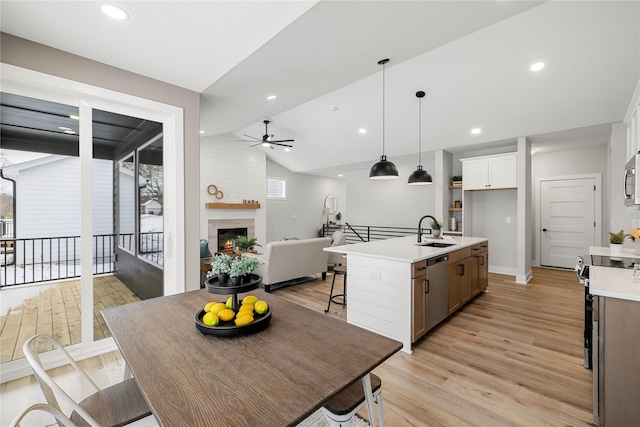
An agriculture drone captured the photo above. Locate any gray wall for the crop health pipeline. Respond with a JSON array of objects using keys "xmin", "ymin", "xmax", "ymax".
[
  {"xmin": 344, "ymin": 160, "xmax": 437, "ymax": 228},
  {"xmin": 1, "ymin": 33, "xmax": 201, "ymax": 289},
  {"xmin": 266, "ymin": 160, "xmax": 346, "ymax": 242}
]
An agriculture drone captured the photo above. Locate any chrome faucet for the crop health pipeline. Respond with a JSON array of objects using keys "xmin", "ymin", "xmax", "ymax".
[{"xmin": 417, "ymin": 215, "xmax": 440, "ymax": 243}]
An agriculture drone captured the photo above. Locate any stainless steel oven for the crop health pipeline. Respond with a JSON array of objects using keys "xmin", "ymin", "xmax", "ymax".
[{"xmin": 624, "ymin": 152, "xmax": 640, "ymax": 206}]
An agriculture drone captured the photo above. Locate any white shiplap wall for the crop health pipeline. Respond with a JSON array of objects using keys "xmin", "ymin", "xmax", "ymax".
[{"xmin": 199, "ymin": 138, "xmax": 267, "ymax": 248}]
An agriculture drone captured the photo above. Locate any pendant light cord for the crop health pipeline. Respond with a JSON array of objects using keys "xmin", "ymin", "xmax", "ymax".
[
  {"xmin": 418, "ymin": 96, "xmax": 422, "ymax": 166},
  {"xmin": 382, "ymin": 61, "xmax": 386, "ymax": 156}
]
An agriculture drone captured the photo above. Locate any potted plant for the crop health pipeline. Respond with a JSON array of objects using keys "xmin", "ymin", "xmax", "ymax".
[
  {"xmin": 609, "ymin": 229, "xmax": 626, "ymax": 256},
  {"xmin": 335, "ymin": 212, "xmax": 342, "ymax": 224},
  {"xmin": 430, "ymin": 220, "xmax": 443, "ymax": 238},
  {"xmin": 233, "ymin": 235, "xmax": 260, "ymax": 253},
  {"xmin": 451, "ymin": 175, "xmax": 463, "ymax": 186},
  {"xmin": 208, "ymin": 253, "xmax": 231, "ymax": 284},
  {"xmin": 229, "ymin": 256, "xmax": 244, "ymax": 286},
  {"xmin": 239, "ymin": 255, "xmax": 264, "ymax": 283}
]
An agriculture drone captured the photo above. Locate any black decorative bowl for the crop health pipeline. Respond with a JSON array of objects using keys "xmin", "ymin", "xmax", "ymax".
[
  {"xmin": 194, "ymin": 306, "xmax": 272, "ymax": 337},
  {"xmin": 204, "ymin": 274, "xmax": 261, "ymax": 295}
]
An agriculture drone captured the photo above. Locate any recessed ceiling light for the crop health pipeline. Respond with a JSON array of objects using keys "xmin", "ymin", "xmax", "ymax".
[
  {"xmin": 471, "ymin": 128, "xmax": 482, "ymax": 134},
  {"xmin": 63, "ymin": 130, "xmax": 76, "ymax": 135},
  {"xmin": 199, "ymin": 130, "xmax": 205, "ymax": 134},
  {"xmin": 58, "ymin": 126, "xmax": 72, "ymax": 131},
  {"xmin": 338, "ymin": 174, "xmax": 343, "ymax": 177},
  {"xmin": 267, "ymin": 95, "xmax": 277, "ymax": 100},
  {"xmin": 530, "ymin": 62, "xmax": 545, "ymax": 72},
  {"xmin": 329, "ymin": 105, "xmax": 338, "ymax": 111},
  {"xmin": 101, "ymin": 4, "xmax": 129, "ymax": 20},
  {"xmin": 69, "ymin": 115, "xmax": 79, "ymax": 120},
  {"xmin": 359, "ymin": 128, "xmax": 366, "ymax": 134},
  {"xmin": 284, "ymin": 147, "xmax": 291, "ymax": 152}
]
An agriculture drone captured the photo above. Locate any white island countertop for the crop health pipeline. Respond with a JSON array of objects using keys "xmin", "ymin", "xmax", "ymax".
[
  {"xmin": 589, "ymin": 246, "xmax": 640, "ymax": 303},
  {"xmin": 325, "ymin": 235, "xmax": 488, "ymax": 263}
]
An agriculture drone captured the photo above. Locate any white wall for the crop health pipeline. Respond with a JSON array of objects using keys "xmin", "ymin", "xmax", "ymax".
[
  {"xmin": 199, "ymin": 137, "xmax": 267, "ymax": 247},
  {"xmin": 531, "ymin": 144, "xmax": 609, "ymax": 263},
  {"xmin": 344, "ymin": 160, "xmax": 437, "ymax": 227},
  {"xmin": 266, "ymin": 160, "xmax": 346, "ymax": 242}
]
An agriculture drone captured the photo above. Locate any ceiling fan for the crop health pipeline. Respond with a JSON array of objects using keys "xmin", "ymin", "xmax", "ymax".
[{"xmin": 236, "ymin": 120, "xmax": 294, "ymax": 149}]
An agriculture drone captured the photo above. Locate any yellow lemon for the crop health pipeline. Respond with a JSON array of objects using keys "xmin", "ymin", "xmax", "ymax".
[
  {"xmin": 226, "ymin": 296, "xmax": 233, "ymax": 309},
  {"xmin": 202, "ymin": 312, "xmax": 219, "ymax": 327},
  {"xmin": 210, "ymin": 303, "xmax": 227, "ymax": 314},
  {"xmin": 204, "ymin": 302, "xmax": 217, "ymax": 312},
  {"xmin": 239, "ymin": 303, "xmax": 254, "ymax": 313},
  {"xmin": 254, "ymin": 300, "xmax": 268, "ymax": 315},
  {"xmin": 234, "ymin": 313, "xmax": 254, "ymax": 326},
  {"xmin": 218, "ymin": 308, "xmax": 235, "ymax": 322},
  {"xmin": 242, "ymin": 295, "xmax": 258, "ymax": 305}
]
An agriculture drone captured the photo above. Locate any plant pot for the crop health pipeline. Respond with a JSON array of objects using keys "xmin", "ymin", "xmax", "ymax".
[
  {"xmin": 217, "ymin": 272, "xmax": 229, "ymax": 284},
  {"xmin": 609, "ymin": 243, "xmax": 623, "ymax": 256},
  {"xmin": 230, "ymin": 276, "xmax": 242, "ymax": 286},
  {"xmin": 433, "ymin": 229, "xmax": 441, "ymax": 238},
  {"xmin": 242, "ymin": 274, "xmax": 252, "ymax": 284}
]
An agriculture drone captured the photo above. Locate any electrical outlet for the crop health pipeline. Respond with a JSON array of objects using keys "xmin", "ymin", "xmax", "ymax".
[
  {"xmin": 370, "ymin": 271, "xmax": 382, "ymax": 280},
  {"xmin": 506, "ymin": 217, "xmax": 511, "ymax": 224}
]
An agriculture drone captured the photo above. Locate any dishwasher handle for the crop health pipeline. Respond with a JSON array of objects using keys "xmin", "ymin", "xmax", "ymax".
[{"xmin": 427, "ymin": 254, "xmax": 449, "ymax": 266}]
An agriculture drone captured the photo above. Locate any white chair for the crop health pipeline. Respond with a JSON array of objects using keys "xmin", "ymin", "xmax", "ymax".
[
  {"xmin": 23, "ymin": 334, "xmax": 156, "ymax": 427},
  {"xmin": 321, "ymin": 373, "xmax": 385, "ymax": 427},
  {"xmin": 328, "ymin": 230, "xmax": 347, "ymax": 267},
  {"xmin": 11, "ymin": 403, "xmax": 76, "ymax": 427}
]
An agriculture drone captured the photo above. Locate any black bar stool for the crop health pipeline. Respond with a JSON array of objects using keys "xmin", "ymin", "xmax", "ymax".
[{"xmin": 325, "ymin": 265, "xmax": 347, "ymax": 313}]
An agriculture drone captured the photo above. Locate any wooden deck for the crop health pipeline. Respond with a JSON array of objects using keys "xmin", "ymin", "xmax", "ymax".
[{"xmin": 0, "ymin": 276, "xmax": 140, "ymax": 363}]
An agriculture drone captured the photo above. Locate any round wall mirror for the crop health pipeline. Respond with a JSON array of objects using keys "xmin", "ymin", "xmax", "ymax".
[{"xmin": 324, "ymin": 195, "xmax": 338, "ymax": 214}]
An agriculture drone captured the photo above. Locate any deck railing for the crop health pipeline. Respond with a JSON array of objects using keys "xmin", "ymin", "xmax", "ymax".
[{"xmin": 1, "ymin": 232, "xmax": 163, "ymax": 287}]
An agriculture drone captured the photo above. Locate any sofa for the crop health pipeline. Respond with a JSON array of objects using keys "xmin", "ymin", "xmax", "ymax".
[{"xmin": 247, "ymin": 237, "xmax": 331, "ymax": 292}]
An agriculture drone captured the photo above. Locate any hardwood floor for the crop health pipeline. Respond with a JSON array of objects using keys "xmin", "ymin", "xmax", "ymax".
[{"xmin": 0, "ymin": 267, "xmax": 594, "ymax": 426}]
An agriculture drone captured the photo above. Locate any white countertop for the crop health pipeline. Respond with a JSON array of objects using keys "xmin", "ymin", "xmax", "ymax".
[
  {"xmin": 589, "ymin": 245, "xmax": 639, "ymax": 258},
  {"xmin": 324, "ymin": 235, "xmax": 488, "ymax": 263},
  {"xmin": 589, "ymin": 246, "xmax": 640, "ymax": 302}
]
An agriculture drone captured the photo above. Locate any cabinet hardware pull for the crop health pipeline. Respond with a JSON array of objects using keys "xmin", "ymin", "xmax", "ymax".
[
  {"xmin": 425, "ymin": 279, "xmax": 429, "ymax": 294},
  {"xmin": 417, "ymin": 266, "xmax": 426, "ymax": 271},
  {"xmin": 458, "ymin": 265, "xmax": 464, "ymax": 276}
]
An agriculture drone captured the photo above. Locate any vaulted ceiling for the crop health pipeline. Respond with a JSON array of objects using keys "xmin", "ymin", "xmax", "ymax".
[{"xmin": 1, "ymin": 1, "xmax": 638, "ymax": 176}]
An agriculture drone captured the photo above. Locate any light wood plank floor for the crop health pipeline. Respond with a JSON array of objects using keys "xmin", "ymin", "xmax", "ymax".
[
  {"xmin": 0, "ymin": 275, "xmax": 140, "ymax": 363},
  {"xmin": 1, "ymin": 267, "xmax": 594, "ymax": 426}
]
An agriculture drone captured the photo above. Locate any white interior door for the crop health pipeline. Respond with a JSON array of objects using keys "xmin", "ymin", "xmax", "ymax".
[{"xmin": 540, "ymin": 178, "xmax": 596, "ymax": 268}]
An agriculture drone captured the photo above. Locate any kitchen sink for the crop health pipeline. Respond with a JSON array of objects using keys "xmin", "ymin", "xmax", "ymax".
[{"xmin": 418, "ymin": 242, "xmax": 456, "ymax": 248}]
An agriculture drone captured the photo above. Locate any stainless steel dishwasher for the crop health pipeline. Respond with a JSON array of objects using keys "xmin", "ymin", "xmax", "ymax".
[{"xmin": 426, "ymin": 254, "xmax": 449, "ymax": 331}]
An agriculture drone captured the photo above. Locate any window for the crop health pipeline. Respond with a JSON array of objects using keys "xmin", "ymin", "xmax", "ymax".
[{"xmin": 267, "ymin": 178, "xmax": 286, "ymax": 199}]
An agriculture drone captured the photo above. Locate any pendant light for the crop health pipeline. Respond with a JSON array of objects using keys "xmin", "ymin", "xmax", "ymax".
[
  {"xmin": 408, "ymin": 90, "xmax": 433, "ymax": 185},
  {"xmin": 369, "ymin": 58, "xmax": 398, "ymax": 180}
]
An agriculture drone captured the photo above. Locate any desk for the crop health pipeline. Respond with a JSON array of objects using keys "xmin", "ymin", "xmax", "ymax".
[{"xmin": 102, "ymin": 289, "xmax": 401, "ymax": 427}]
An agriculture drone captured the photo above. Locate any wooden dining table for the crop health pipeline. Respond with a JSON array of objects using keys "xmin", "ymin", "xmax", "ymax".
[{"xmin": 101, "ymin": 288, "xmax": 402, "ymax": 427}]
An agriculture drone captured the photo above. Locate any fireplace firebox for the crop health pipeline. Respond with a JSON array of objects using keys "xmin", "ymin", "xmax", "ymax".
[{"xmin": 217, "ymin": 228, "xmax": 247, "ymax": 252}]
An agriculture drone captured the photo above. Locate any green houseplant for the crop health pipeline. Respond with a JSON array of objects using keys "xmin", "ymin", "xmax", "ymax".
[
  {"xmin": 451, "ymin": 175, "xmax": 463, "ymax": 185},
  {"xmin": 233, "ymin": 235, "xmax": 260, "ymax": 253},
  {"xmin": 208, "ymin": 253, "xmax": 232, "ymax": 284},
  {"xmin": 430, "ymin": 220, "xmax": 443, "ymax": 238},
  {"xmin": 335, "ymin": 212, "xmax": 342, "ymax": 224},
  {"xmin": 609, "ymin": 229, "xmax": 626, "ymax": 256}
]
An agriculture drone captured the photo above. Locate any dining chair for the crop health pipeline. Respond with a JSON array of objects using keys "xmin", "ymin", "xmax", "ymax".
[
  {"xmin": 11, "ymin": 403, "xmax": 76, "ymax": 427},
  {"xmin": 23, "ymin": 334, "xmax": 156, "ymax": 427},
  {"xmin": 320, "ymin": 373, "xmax": 385, "ymax": 427}
]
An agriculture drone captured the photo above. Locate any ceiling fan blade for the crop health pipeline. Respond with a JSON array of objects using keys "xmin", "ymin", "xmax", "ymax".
[
  {"xmin": 270, "ymin": 141, "xmax": 293, "ymax": 148},
  {"xmin": 270, "ymin": 139, "xmax": 294, "ymax": 143},
  {"xmin": 249, "ymin": 142, "xmax": 263, "ymax": 147},
  {"xmin": 243, "ymin": 134, "xmax": 262, "ymax": 141}
]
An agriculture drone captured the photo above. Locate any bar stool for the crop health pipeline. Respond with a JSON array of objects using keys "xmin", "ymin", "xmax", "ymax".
[
  {"xmin": 321, "ymin": 373, "xmax": 384, "ymax": 427},
  {"xmin": 325, "ymin": 265, "xmax": 347, "ymax": 313}
]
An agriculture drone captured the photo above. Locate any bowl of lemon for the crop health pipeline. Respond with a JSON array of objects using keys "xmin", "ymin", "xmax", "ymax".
[{"xmin": 195, "ymin": 295, "xmax": 271, "ymax": 336}]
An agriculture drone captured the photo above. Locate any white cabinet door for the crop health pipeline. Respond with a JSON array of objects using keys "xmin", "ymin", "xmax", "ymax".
[
  {"xmin": 462, "ymin": 158, "xmax": 488, "ymax": 190},
  {"xmin": 488, "ymin": 153, "xmax": 517, "ymax": 189}
]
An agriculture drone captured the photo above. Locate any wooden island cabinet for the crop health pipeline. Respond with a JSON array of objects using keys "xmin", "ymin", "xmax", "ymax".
[{"xmin": 411, "ymin": 259, "xmax": 428, "ymax": 342}]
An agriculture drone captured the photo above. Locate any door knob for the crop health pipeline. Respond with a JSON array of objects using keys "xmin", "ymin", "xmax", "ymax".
[{"xmin": 542, "ymin": 228, "xmax": 548, "ymax": 232}]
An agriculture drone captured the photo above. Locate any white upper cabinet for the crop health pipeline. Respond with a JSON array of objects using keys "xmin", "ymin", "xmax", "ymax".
[{"xmin": 461, "ymin": 153, "xmax": 517, "ymax": 190}]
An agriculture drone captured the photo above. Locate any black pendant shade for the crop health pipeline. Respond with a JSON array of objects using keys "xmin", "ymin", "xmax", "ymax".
[
  {"xmin": 408, "ymin": 90, "xmax": 433, "ymax": 185},
  {"xmin": 370, "ymin": 155, "xmax": 399, "ymax": 179},
  {"xmin": 370, "ymin": 58, "xmax": 398, "ymax": 180}
]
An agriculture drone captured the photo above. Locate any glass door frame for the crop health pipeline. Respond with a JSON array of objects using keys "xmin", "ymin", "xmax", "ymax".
[{"xmin": 0, "ymin": 63, "xmax": 185, "ymax": 383}]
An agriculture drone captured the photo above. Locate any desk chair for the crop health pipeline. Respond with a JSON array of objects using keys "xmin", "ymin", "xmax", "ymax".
[
  {"xmin": 321, "ymin": 373, "xmax": 385, "ymax": 427},
  {"xmin": 11, "ymin": 403, "xmax": 75, "ymax": 427},
  {"xmin": 23, "ymin": 334, "xmax": 156, "ymax": 427}
]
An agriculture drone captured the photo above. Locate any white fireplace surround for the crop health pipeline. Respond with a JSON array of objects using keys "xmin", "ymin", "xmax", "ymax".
[{"xmin": 208, "ymin": 219, "xmax": 256, "ymax": 254}]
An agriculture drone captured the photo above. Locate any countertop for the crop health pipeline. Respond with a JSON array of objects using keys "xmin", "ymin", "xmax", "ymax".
[
  {"xmin": 324, "ymin": 235, "xmax": 488, "ymax": 263},
  {"xmin": 589, "ymin": 246, "xmax": 640, "ymax": 303}
]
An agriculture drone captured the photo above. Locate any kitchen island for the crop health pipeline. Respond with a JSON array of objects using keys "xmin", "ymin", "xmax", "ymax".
[{"xmin": 325, "ymin": 235, "xmax": 489, "ymax": 353}]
